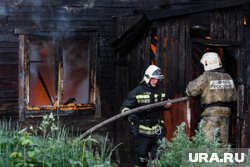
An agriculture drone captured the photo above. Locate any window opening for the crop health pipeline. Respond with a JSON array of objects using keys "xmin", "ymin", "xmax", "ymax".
[
  {"xmin": 21, "ymin": 36, "xmax": 96, "ymax": 114},
  {"xmin": 62, "ymin": 39, "xmax": 90, "ymax": 104}
]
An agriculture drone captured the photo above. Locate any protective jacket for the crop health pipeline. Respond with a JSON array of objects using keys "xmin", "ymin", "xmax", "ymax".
[
  {"xmin": 121, "ymin": 81, "xmax": 167, "ymax": 136},
  {"xmin": 186, "ymin": 68, "xmax": 237, "ymax": 116}
]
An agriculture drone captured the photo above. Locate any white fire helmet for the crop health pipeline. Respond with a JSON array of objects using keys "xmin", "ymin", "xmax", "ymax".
[
  {"xmin": 200, "ymin": 52, "xmax": 222, "ymax": 71},
  {"xmin": 143, "ymin": 65, "xmax": 164, "ymax": 84}
]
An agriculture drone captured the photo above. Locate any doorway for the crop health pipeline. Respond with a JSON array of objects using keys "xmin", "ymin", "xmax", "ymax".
[{"xmin": 191, "ymin": 42, "xmax": 239, "ymax": 147}]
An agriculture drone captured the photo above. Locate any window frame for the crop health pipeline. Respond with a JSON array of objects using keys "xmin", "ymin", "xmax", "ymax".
[{"xmin": 18, "ymin": 31, "xmax": 100, "ymax": 120}]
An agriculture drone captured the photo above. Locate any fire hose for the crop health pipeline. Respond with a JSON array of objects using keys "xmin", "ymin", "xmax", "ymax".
[{"xmin": 79, "ymin": 96, "xmax": 190, "ymax": 139}]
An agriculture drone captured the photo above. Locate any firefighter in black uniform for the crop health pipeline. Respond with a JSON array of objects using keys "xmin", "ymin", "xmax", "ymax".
[{"xmin": 121, "ymin": 65, "xmax": 172, "ymax": 167}]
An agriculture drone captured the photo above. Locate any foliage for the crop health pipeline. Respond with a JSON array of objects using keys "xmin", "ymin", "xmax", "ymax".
[
  {"xmin": 147, "ymin": 121, "xmax": 233, "ymax": 167},
  {"xmin": 0, "ymin": 113, "xmax": 120, "ymax": 167}
]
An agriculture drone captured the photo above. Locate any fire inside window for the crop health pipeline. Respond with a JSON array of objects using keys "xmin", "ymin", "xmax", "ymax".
[{"xmin": 24, "ymin": 36, "xmax": 95, "ymax": 112}]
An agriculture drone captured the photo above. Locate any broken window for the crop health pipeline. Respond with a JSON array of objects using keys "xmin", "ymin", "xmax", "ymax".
[{"xmin": 19, "ymin": 33, "xmax": 98, "ymax": 119}]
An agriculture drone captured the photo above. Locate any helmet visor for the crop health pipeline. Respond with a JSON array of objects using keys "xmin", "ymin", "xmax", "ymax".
[{"xmin": 151, "ymin": 69, "xmax": 164, "ymax": 80}]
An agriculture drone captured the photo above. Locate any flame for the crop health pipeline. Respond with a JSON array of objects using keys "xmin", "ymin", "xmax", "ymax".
[
  {"xmin": 244, "ymin": 17, "xmax": 247, "ymax": 26},
  {"xmin": 28, "ymin": 39, "xmax": 90, "ymax": 110},
  {"xmin": 205, "ymin": 36, "xmax": 211, "ymax": 40},
  {"xmin": 26, "ymin": 103, "xmax": 95, "ymax": 111}
]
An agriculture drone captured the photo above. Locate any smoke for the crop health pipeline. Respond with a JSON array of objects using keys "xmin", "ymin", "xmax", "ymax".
[
  {"xmin": 0, "ymin": 6, "xmax": 7, "ymax": 15},
  {"xmin": 119, "ymin": 0, "xmax": 138, "ymax": 2},
  {"xmin": 8, "ymin": 0, "xmax": 43, "ymax": 6},
  {"xmin": 29, "ymin": 40, "xmax": 56, "ymax": 83},
  {"xmin": 29, "ymin": 40, "xmax": 57, "ymax": 105},
  {"xmin": 63, "ymin": 0, "xmax": 95, "ymax": 14},
  {"xmin": 63, "ymin": 41, "xmax": 90, "ymax": 104}
]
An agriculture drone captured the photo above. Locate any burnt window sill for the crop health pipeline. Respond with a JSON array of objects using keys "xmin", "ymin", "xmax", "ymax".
[{"xmin": 25, "ymin": 103, "xmax": 95, "ymax": 118}]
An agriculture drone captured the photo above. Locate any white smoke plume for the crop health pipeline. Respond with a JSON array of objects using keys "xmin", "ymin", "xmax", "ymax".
[{"xmin": 63, "ymin": 0, "xmax": 95, "ymax": 14}]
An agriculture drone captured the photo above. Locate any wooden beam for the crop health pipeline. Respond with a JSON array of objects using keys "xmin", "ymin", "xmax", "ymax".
[
  {"xmin": 15, "ymin": 28, "xmax": 98, "ymax": 37},
  {"xmin": 116, "ymin": 0, "xmax": 249, "ymax": 53},
  {"xmin": 114, "ymin": 14, "xmax": 150, "ymax": 55},
  {"xmin": 18, "ymin": 35, "xmax": 25, "ymax": 121},
  {"xmin": 146, "ymin": 0, "xmax": 250, "ymax": 21},
  {"xmin": 191, "ymin": 38, "xmax": 243, "ymax": 46}
]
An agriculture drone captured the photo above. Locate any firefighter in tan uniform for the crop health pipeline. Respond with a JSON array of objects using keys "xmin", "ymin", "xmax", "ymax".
[
  {"xmin": 121, "ymin": 65, "xmax": 172, "ymax": 167},
  {"xmin": 186, "ymin": 52, "xmax": 237, "ymax": 145}
]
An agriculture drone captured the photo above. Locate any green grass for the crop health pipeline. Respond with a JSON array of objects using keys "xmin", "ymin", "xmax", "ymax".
[{"xmin": 0, "ymin": 114, "xmax": 119, "ymax": 167}]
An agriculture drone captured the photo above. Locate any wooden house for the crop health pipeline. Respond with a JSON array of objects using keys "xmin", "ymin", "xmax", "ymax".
[
  {"xmin": 115, "ymin": 0, "xmax": 250, "ymax": 165},
  {"xmin": 0, "ymin": 0, "xmax": 250, "ymax": 166}
]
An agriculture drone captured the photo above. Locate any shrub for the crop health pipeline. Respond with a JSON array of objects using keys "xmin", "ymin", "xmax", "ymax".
[{"xmin": 147, "ymin": 121, "xmax": 232, "ymax": 167}]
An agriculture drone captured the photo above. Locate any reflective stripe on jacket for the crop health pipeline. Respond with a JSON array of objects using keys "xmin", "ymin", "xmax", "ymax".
[
  {"xmin": 139, "ymin": 124, "xmax": 163, "ymax": 136},
  {"xmin": 121, "ymin": 82, "xmax": 168, "ymax": 128}
]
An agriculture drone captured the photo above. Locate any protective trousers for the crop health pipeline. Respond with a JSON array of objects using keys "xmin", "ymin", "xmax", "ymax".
[
  {"xmin": 201, "ymin": 106, "xmax": 231, "ymax": 145},
  {"xmin": 202, "ymin": 116, "xmax": 229, "ymax": 145},
  {"xmin": 134, "ymin": 132, "xmax": 164, "ymax": 167}
]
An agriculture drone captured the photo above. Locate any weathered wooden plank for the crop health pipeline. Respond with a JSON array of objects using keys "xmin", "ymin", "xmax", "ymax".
[
  {"xmin": 0, "ymin": 91, "xmax": 18, "ymax": 98},
  {"xmin": 0, "ymin": 47, "xmax": 18, "ymax": 53},
  {"xmin": 245, "ymin": 38, "xmax": 250, "ymax": 148},
  {"xmin": 116, "ymin": 15, "xmax": 142, "ymax": 39},
  {"xmin": 179, "ymin": 18, "xmax": 186, "ymax": 93},
  {"xmin": 131, "ymin": 45, "xmax": 138, "ymax": 86},
  {"xmin": 223, "ymin": 9, "xmax": 230, "ymax": 41},
  {"xmin": 165, "ymin": 25, "xmax": 171, "ymax": 89},
  {"xmin": 15, "ymin": 25, "xmax": 115, "ymax": 37},
  {"xmin": 0, "ymin": 34, "xmax": 18, "ymax": 42},
  {"xmin": 191, "ymin": 38, "xmax": 243, "ymax": 46},
  {"xmin": 8, "ymin": 17, "xmax": 116, "ymax": 26},
  {"xmin": 18, "ymin": 35, "xmax": 25, "ymax": 121},
  {"xmin": 0, "ymin": 0, "xmax": 71, "ymax": 6},
  {"xmin": 0, "ymin": 64, "xmax": 18, "ymax": 76},
  {"xmin": 165, "ymin": 21, "xmax": 174, "ymax": 98},
  {"xmin": 210, "ymin": 7, "xmax": 244, "ymax": 42},
  {"xmin": 0, "ymin": 103, "xmax": 18, "ymax": 111},
  {"xmin": 100, "ymin": 68, "xmax": 116, "ymax": 78},
  {"xmin": 91, "ymin": 1, "xmax": 139, "ymax": 8},
  {"xmin": 0, "ymin": 80, "xmax": 18, "ymax": 88},
  {"xmin": 0, "ymin": 27, "xmax": 15, "ymax": 34},
  {"xmin": 144, "ymin": 29, "xmax": 151, "ymax": 67},
  {"xmin": 185, "ymin": 18, "xmax": 192, "ymax": 86},
  {"xmin": 210, "ymin": 11, "xmax": 219, "ymax": 40},
  {"xmin": 0, "ymin": 58, "xmax": 18, "ymax": 65},
  {"xmin": 0, "ymin": 75, "xmax": 18, "ymax": 79},
  {"xmin": 1, "ymin": 5, "xmax": 135, "ymax": 17},
  {"xmin": 0, "ymin": 42, "xmax": 18, "ymax": 47},
  {"xmin": 146, "ymin": 0, "xmax": 250, "ymax": 21},
  {"xmin": 0, "ymin": 52, "xmax": 18, "ymax": 59},
  {"xmin": 139, "ymin": 29, "xmax": 150, "ymax": 80},
  {"xmin": 137, "ymin": 38, "xmax": 145, "ymax": 81},
  {"xmin": 0, "ymin": 99, "xmax": 18, "ymax": 105},
  {"xmin": 229, "ymin": 8, "xmax": 237, "ymax": 41},
  {"xmin": 236, "ymin": 7, "xmax": 244, "ymax": 42},
  {"xmin": 217, "ymin": 12, "xmax": 224, "ymax": 40},
  {"xmin": 172, "ymin": 20, "xmax": 180, "ymax": 95},
  {"xmin": 0, "ymin": 62, "xmax": 18, "ymax": 65},
  {"xmin": 156, "ymin": 27, "xmax": 164, "ymax": 71},
  {"xmin": 115, "ymin": 15, "xmax": 150, "ymax": 55},
  {"xmin": 8, "ymin": 13, "xmax": 116, "ymax": 22},
  {"xmin": 98, "ymin": 37, "xmax": 116, "ymax": 47},
  {"xmin": 8, "ymin": 22, "xmax": 116, "ymax": 33},
  {"xmin": 0, "ymin": 16, "xmax": 6, "ymax": 25},
  {"xmin": 0, "ymin": 0, "xmax": 141, "ymax": 8},
  {"xmin": 99, "ymin": 47, "xmax": 115, "ymax": 58}
]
